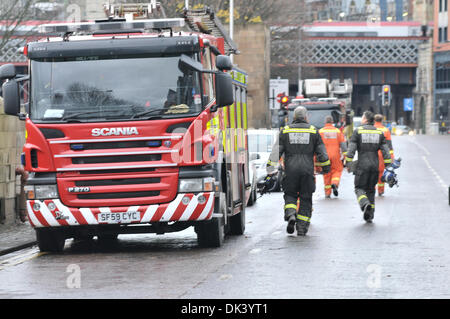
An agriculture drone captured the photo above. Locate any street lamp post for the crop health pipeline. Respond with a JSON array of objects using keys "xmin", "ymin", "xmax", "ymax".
[{"xmin": 230, "ymin": 0, "xmax": 234, "ymax": 63}]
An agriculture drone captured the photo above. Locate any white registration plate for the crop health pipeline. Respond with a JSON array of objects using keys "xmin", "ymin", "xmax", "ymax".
[{"xmin": 98, "ymin": 211, "xmax": 140, "ymax": 224}]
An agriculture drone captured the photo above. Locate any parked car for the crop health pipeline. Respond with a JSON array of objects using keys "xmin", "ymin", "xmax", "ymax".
[
  {"xmin": 352, "ymin": 116, "xmax": 363, "ymax": 129},
  {"xmin": 394, "ymin": 125, "xmax": 412, "ymax": 136},
  {"xmin": 248, "ymin": 129, "xmax": 281, "ymax": 198}
]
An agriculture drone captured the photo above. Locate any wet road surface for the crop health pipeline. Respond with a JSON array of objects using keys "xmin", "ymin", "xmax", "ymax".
[{"xmin": 0, "ymin": 135, "xmax": 449, "ymax": 298}]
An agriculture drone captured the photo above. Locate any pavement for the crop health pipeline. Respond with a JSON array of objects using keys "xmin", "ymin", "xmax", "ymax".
[{"xmin": 0, "ymin": 221, "xmax": 36, "ymax": 256}]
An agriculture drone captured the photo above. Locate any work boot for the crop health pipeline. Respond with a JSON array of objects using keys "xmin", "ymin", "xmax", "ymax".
[
  {"xmin": 296, "ymin": 223, "xmax": 308, "ymax": 236},
  {"xmin": 363, "ymin": 204, "xmax": 374, "ymax": 223},
  {"xmin": 332, "ymin": 184, "xmax": 339, "ymax": 197},
  {"xmin": 325, "ymin": 194, "xmax": 331, "ymax": 199},
  {"xmin": 284, "ymin": 208, "xmax": 296, "ymax": 222},
  {"xmin": 286, "ymin": 215, "xmax": 296, "ymax": 234}
]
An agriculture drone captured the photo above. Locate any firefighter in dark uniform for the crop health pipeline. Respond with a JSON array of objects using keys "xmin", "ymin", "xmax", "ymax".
[
  {"xmin": 345, "ymin": 111, "xmax": 392, "ymax": 222},
  {"xmin": 267, "ymin": 106, "xmax": 330, "ymax": 236}
]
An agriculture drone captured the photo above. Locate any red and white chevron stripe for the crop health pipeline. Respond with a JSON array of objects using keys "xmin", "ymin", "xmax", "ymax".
[{"xmin": 26, "ymin": 192, "xmax": 215, "ymax": 228}]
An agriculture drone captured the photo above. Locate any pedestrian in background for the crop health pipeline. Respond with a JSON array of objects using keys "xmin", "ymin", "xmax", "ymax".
[
  {"xmin": 267, "ymin": 106, "xmax": 330, "ymax": 235},
  {"xmin": 374, "ymin": 114, "xmax": 394, "ymax": 196},
  {"xmin": 319, "ymin": 116, "xmax": 347, "ymax": 198},
  {"xmin": 345, "ymin": 111, "xmax": 391, "ymax": 222}
]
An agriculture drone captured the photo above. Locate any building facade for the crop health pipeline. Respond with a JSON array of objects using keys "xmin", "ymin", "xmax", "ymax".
[{"xmin": 433, "ymin": 0, "xmax": 450, "ymax": 133}]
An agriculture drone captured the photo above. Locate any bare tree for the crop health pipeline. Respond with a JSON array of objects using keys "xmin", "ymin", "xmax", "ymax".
[{"xmin": 0, "ymin": 0, "xmax": 35, "ymax": 52}]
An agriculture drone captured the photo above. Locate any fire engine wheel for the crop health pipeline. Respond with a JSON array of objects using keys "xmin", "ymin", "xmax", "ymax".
[
  {"xmin": 97, "ymin": 234, "xmax": 119, "ymax": 246},
  {"xmin": 229, "ymin": 172, "xmax": 246, "ymax": 235},
  {"xmin": 35, "ymin": 228, "xmax": 66, "ymax": 253},
  {"xmin": 196, "ymin": 193, "xmax": 226, "ymax": 248}
]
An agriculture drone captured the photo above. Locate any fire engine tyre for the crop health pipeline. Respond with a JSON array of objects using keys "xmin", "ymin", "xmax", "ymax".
[
  {"xmin": 247, "ymin": 187, "xmax": 257, "ymax": 207},
  {"xmin": 35, "ymin": 228, "xmax": 66, "ymax": 253},
  {"xmin": 196, "ymin": 194, "xmax": 226, "ymax": 248},
  {"xmin": 229, "ymin": 173, "xmax": 246, "ymax": 235},
  {"xmin": 97, "ymin": 234, "xmax": 119, "ymax": 246}
]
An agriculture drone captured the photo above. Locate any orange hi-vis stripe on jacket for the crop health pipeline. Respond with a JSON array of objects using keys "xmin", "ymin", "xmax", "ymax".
[
  {"xmin": 374, "ymin": 122, "xmax": 394, "ymax": 194},
  {"xmin": 319, "ymin": 123, "xmax": 346, "ymax": 195}
]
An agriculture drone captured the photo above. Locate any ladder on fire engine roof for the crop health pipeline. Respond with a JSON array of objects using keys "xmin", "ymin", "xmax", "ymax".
[{"xmin": 184, "ymin": 7, "xmax": 240, "ymax": 56}]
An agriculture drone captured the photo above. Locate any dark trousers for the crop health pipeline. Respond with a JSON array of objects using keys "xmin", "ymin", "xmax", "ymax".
[
  {"xmin": 354, "ymin": 170, "xmax": 378, "ymax": 211},
  {"xmin": 282, "ymin": 172, "xmax": 315, "ymax": 228}
]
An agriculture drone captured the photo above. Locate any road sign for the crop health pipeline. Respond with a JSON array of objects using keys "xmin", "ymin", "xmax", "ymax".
[{"xmin": 403, "ymin": 98, "xmax": 414, "ymax": 112}]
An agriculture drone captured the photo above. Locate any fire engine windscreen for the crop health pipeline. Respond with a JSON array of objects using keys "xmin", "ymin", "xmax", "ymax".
[{"xmin": 30, "ymin": 55, "xmax": 203, "ymax": 122}]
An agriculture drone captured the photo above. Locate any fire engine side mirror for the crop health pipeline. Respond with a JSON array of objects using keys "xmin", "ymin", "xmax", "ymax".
[
  {"xmin": 2, "ymin": 80, "xmax": 21, "ymax": 116},
  {"xmin": 179, "ymin": 54, "xmax": 204, "ymax": 73},
  {"xmin": 216, "ymin": 55, "xmax": 232, "ymax": 71},
  {"xmin": 0, "ymin": 64, "xmax": 16, "ymax": 80},
  {"xmin": 215, "ymin": 72, "xmax": 233, "ymax": 107}
]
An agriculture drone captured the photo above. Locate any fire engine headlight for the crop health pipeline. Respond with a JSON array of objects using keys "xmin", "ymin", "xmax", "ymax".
[
  {"xmin": 26, "ymin": 185, "xmax": 59, "ymax": 200},
  {"xmin": 178, "ymin": 177, "xmax": 215, "ymax": 193}
]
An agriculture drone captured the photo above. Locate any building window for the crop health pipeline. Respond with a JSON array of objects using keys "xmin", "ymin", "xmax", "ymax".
[
  {"xmin": 439, "ymin": 28, "xmax": 443, "ymax": 42},
  {"xmin": 440, "ymin": 0, "xmax": 443, "ymax": 12}
]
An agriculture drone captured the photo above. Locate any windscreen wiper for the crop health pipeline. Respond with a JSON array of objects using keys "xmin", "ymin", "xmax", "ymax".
[
  {"xmin": 61, "ymin": 108, "xmax": 128, "ymax": 121},
  {"xmin": 131, "ymin": 108, "xmax": 165, "ymax": 119}
]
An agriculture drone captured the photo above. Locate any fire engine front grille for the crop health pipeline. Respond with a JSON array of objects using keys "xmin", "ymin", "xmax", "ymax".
[
  {"xmin": 77, "ymin": 191, "xmax": 160, "ymax": 200},
  {"xmin": 79, "ymin": 168, "xmax": 156, "ymax": 175},
  {"xmin": 70, "ymin": 140, "xmax": 162, "ymax": 150},
  {"xmin": 71, "ymin": 154, "xmax": 161, "ymax": 164},
  {"xmin": 75, "ymin": 177, "xmax": 160, "ymax": 187}
]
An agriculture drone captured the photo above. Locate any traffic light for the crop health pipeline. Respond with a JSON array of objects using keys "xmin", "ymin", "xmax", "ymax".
[
  {"xmin": 280, "ymin": 94, "xmax": 289, "ymax": 109},
  {"xmin": 381, "ymin": 85, "xmax": 391, "ymax": 106}
]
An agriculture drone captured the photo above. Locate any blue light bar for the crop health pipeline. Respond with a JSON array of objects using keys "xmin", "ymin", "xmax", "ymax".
[{"xmin": 38, "ymin": 18, "xmax": 185, "ymax": 34}]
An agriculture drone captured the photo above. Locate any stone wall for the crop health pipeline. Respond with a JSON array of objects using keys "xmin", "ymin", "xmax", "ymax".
[
  {"xmin": 233, "ymin": 24, "xmax": 271, "ymax": 129},
  {"xmin": 413, "ymin": 39, "xmax": 434, "ymax": 134},
  {"xmin": 0, "ymin": 97, "xmax": 26, "ymax": 225}
]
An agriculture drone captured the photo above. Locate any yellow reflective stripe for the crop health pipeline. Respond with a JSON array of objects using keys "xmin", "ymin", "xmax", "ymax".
[
  {"xmin": 267, "ymin": 160, "xmax": 278, "ymax": 167},
  {"xmin": 324, "ymin": 185, "xmax": 332, "ymax": 189},
  {"xmin": 358, "ymin": 129, "xmax": 382, "ymax": 134},
  {"xmin": 243, "ymin": 102, "xmax": 248, "ymax": 130},
  {"xmin": 229, "ymin": 104, "xmax": 235, "ymax": 129},
  {"xmin": 283, "ymin": 128, "xmax": 316, "ymax": 134},
  {"xmin": 331, "ymin": 177, "xmax": 340, "ymax": 181},
  {"xmin": 377, "ymin": 183, "xmax": 385, "ymax": 187},
  {"xmin": 358, "ymin": 195, "xmax": 368, "ymax": 202},
  {"xmin": 316, "ymin": 160, "xmax": 330, "ymax": 166},
  {"xmin": 384, "ymin": 159, "xmax": 392, "ymax": 164},
  {"xmin": 285, "ymin": 204, "xmax": 298, "ymax": 210},
  {"xmin": 345, "ymin": 157, "xmax": 353, "ymax": 162},
  {"xmin": 389, "ymin": 150, "xmax": 394, "ymax": 154},
  {"xmin": 297, "ymin": 215, "xmax": 311, "ymax": 222}
]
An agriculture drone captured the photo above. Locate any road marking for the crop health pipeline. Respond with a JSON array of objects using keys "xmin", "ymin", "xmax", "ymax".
[
  {"xmin": 0, "ymin": 249, "xmax": 46, "ymax": 271},
  {"xmin": 249, "ymin": 248, "xmax": 261, "ymax": 254},
  {"xmin": 219, "ymin": 274, "xmax": 233, "ymax": 281},
  {"xmin": 411, "ymin": 138, "xmax": 431, "ymax": 156},
  {"xmin": 422, "ymin": 156, "xmax": 447, "ymax": 190}
]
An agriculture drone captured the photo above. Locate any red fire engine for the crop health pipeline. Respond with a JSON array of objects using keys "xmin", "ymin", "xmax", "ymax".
[{"xmin": 0, "ymin": 5, "xmax": 250, "ymax": 251}]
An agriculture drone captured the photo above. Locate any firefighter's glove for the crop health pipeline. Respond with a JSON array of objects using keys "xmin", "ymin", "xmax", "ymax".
[
  {"xmin": 322, "ymin": 165, "xmax": 331, "ymax": 174},
  {"xmin": 266, "ymin": 161, "xmax": 278, "ymax": 175}
]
